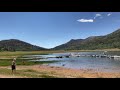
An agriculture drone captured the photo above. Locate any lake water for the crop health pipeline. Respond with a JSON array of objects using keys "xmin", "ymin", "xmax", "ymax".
[{"xmin": 26, "ymin": 51, "xmax": 120, "ymax": 73}]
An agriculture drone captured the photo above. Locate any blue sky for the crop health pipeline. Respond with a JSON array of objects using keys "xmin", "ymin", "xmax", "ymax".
[{"xmin": 0, "ymin": 12, "xmax": 120, "ymax": 49}]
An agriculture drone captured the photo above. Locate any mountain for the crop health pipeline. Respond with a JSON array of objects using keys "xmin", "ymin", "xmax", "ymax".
[
  {"xmin": 0, "ymin": 39, "xmax": 47, "ymax": 51},
  {"xmin": 53, "ymin": 29, "xmax": 120, "ymax": 50}
]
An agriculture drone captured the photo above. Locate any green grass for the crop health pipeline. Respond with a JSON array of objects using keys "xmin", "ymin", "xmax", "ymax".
[
  {"xmin": 40, "ymin": 74, "xmax": 57, "ymax": 78},
  {"xmin": 0, "ymin": 49, "xmax": 120, "ymax": 66},
  {"xmin": 17, "ymin": 60, "xmax": 59, "ymax": 66},
  {"xmin": 0, "ymin": 68, "xmax": 58, "ymax": 78},
  {"xmin": 0, "ymin": 49, "xmax": 119, "ymax": 59},
  {"xmin": 0, "ymin": 50, "xmax": 66, "ymax": 56},
  {"xmin": 0, "ymin": 50, "xmax": 120, "ymax": 78},
  {"xmin": 0, "ymin": 59, "xmax": 12, "ymax": 66},
  {"xmin": 0, "ymin": 58, "xmax": 59, "ymax": 66},
  {"xmin": 0, "ymin": 50, "xmax": 63, "ymax": 66}
]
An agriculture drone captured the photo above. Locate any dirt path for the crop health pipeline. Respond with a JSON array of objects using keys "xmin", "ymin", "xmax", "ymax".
[
  {"xmin": 0, "ymin": 74, "xmax": 23, "ymax": 78},
  {"xmin": 0, "ymin": 65, "xmax": 120, "ymax": 78}
]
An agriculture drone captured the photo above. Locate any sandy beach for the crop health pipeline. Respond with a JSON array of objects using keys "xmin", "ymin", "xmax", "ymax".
[{"xmin": 0, "ymin": 64, "xmax": 120, "ymax": 78}]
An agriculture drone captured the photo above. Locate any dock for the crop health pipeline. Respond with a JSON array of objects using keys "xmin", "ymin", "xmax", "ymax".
[{"xmin": 62, "ymin": 53, "xmax": 120, "ymax": 60}]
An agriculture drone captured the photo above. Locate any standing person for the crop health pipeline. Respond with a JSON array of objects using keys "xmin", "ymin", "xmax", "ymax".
[{"xmin": 11, "ymin": 58, "xmax": 16, "ymax": 73}]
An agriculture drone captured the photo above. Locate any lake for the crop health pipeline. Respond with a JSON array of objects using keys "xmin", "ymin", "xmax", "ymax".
[{"xmin": 25, "ymin": 51, "xmax": 120, "ymax": 73}]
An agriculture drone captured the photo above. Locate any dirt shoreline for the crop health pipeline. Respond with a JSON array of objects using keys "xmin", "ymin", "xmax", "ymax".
[{"xmin": 0, "ymin": 65, "xmax": 120, "ymax": 78}]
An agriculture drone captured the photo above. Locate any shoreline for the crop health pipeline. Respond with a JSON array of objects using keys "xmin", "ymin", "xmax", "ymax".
[{"xmin": 0, "ymin": 64, "xmax": 120, "ymax": 78}]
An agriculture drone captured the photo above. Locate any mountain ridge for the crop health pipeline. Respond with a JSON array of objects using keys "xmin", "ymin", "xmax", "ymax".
[
  {"xmin": 0, "ymin": 28, "xmax": 120, "ymax": 51},
  {"xmin": 53, "ymin": 28, "xmax": 120, "ymax": 50},
  {"xmin": 0, "ymin": 39, "xmax": 47, "ymax": 51}
]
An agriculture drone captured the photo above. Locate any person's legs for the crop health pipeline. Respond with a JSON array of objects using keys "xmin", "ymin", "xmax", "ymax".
[
  {"xmin": 11, "ymin": 65, "xmax": 13, "ymax": 73},
  {"xmin": 12, "ymin": 69, "xmax": 14, "ymax": 73},
  {"xmin": 14, "ymin": 66, "xmax": 16, "ymax": 73},
  {"xmin": 12, "ymin": 65, "xmax": 15, "ymax": 74},
  {"xmin": 14, "ymin": 69, "xmax": 16, "ymax": 73}
]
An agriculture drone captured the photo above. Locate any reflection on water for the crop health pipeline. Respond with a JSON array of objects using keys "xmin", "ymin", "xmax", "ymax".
[{"xmin": 26, "ymin": 51, "xmax": 120, "ymax": 72}]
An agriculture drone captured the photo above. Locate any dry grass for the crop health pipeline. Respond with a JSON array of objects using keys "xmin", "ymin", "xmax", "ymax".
[{"xmin": 0, "ymin": 65, "xmax": 120, "ymax": 78}]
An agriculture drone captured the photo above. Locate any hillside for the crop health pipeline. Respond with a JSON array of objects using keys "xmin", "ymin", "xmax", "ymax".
[
  {"xmin": 53, "ymin": 29, "xmax": 120, "ymax": 50},
  {"xmin": 0, "ymin": 39, "xmax": 47, "ymax": 51}
]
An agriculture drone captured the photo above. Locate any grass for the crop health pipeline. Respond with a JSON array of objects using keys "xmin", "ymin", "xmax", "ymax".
[
  {"xmin": 0, "ymin": 49, "xmax": 120, "ymax": 66},
  {"xmin": 0, "ymin": 49, "xmax": 120, "ymax": 58},
  {"xmin": 0, "ymin": 68, "xmax": 58, "ymax": 78},
  {"xmin": 17, "ymin": 60, "xmax": 59, "ymax": 66},
  {"xmin": 0, "ymin": 50, "xmax": 60, "ymax": 78},
  {"xmin": 0, "ymin": 50, "xmax": 66, "ymax": 56},
  {"xmin": 0, "ymin": 58, "xmax": 59, "ymax": 66},
  {"xmin": 0, "ymin": 50, "xmax": 120, "ymax": 78},
  {"xmin": 0, "ymin": 50, "xmax": 63, "ymax": 66},
  {"xmin": 40, "ymin": 74, "xmax": 57, "ymax": 78},
  {"xmin": 0, "ymin": 59, "xmax": 12, "ymax": 66}
]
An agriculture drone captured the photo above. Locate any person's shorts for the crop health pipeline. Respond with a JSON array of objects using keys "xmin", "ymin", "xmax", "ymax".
[{"xmin": 11, "ymin": 65, "xmax": 16, "ymax": 70}]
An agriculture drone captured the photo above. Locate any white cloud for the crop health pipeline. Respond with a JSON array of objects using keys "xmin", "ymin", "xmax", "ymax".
[
  {"xmin": 94, "ymin": 14, "xmax": 102, "ymax": 19},
  {"xmin": 107, "ymin": 13, "xmax": 112, "ymax": 16},
  {"xmin": 96, "ymin": 14, "xmax": 101, "ymax": 17},
  {"xmin": 77, "ymin": 19, "xmax": 94, "ymax": 22}
]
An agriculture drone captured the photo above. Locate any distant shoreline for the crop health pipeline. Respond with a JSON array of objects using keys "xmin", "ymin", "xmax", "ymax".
[
  {"xmin": 0, "ymin": 49, "xmax": 120, "ymax": 59},
  {"xmin": 61, "ymin": 48, "xmax": 120, "ymax": 52}
]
